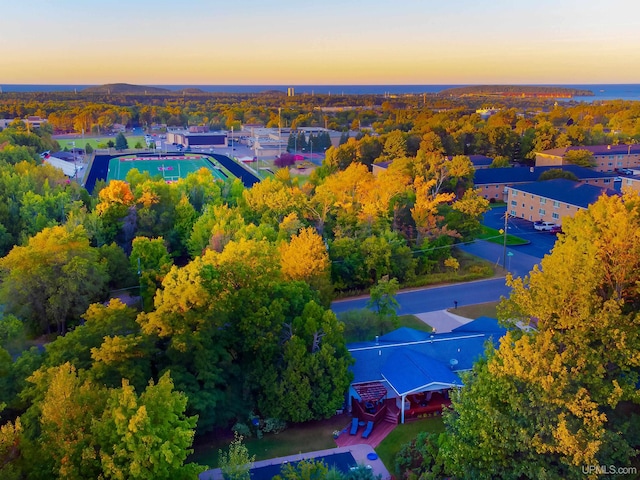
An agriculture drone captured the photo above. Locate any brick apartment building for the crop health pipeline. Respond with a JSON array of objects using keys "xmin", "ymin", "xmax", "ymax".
[
  {"xmin": 506, "ymin": 178, "xmax": 619, "ymax": 225},
  {"xmin": 535, "ymin": 144, "xmax": 640, "ymax": 172},
  {"xmin": 474, "ymin": 165, "xmax": 618, "ymax": 202}
]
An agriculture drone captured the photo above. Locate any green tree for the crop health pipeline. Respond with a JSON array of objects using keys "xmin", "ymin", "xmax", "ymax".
[
  {"xmin": 130, "ymin": 236, "xmax": 173, "ymax": 309},
  {"xmin": 0, "ymin": 225, "xmax": 108, "ymax": 335},
  {"xmin": 94, "ymin": 372, "xmax": 202, "ymax": 479},
  {"xmin": 538, "ymin": 168, "xmax": 579, "ymax": 181},
  {"xmin": 114, "ymin": 132, "xmax": 128, "ymax": 150},
  {"xmin": 367, "ymin": 276, "xmax": 400, "ymax": 319},
  {"xmin": 272, "ymin": 458, "xmax": 328, "ymax": 480},
  {"xmin": 564, "ymin": 148, "xmax": 596, "ymax": 168},
  {"xmin": 256, "ymin": 301, "xmax": 353, "ymax": 422},
  {"xmin": 23, "ymin": 363, "xmax": 106, "ymax": 480},
  {"xmin": 489, "ymin": 155, "xmax": 511, "ymax": 168},
  {"xmin": 218, "ymin": 432, "xmax": 254, "ymax": 480},
  {"xmin": 442, "ymin": 191, "xmax": 640, "ymax": 478},
  {"xmin": 394, "ymin": 431, "xmax": 446, "ymax": 479},
  {"xmin": 42, "ymin": 299, "xmax": 139, "ymax": 373}
]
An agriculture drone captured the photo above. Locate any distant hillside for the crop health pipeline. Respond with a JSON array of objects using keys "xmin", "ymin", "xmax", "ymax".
[
  {"xmin": 82, "ymin": 83, "xmax": 172, "ymax": 94},
  {"xmin": 178, "ymin": 88, "xmax": 206, "ymax": 94},
  {"xmin": 439, "ymin": 85, "xmax": 594, "ymax": 98}
]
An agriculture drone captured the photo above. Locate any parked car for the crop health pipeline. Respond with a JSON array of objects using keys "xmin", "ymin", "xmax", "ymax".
[
  {"xmin": 550, "ymin": 225, "xmax": 563, "ymax": 234},
  {"xmin": 533, "ymin": 221, "xmax": 557, "ymax": 231}
]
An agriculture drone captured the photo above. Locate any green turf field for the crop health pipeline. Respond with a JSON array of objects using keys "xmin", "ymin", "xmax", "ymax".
[{"xmin": 107, "ymin": 154, "xmax": 228, "ymax": 183}]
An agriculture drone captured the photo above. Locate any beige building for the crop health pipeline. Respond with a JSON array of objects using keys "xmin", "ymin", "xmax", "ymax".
[
  {"xmin": 535, "ymin": 145, "xmax": 640, "ymax": 172},
  {"xmin": 506, "ymin": 178, "xmax": 618, "ymax": 225},
  {"xmin": 474, "ymin": 165, "xmax": 618, "ymax": 202}
]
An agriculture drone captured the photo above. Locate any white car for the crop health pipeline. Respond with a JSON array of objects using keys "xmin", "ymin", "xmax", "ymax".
[{"xmin": 533, "ymin": 221, "xmax": 557, "ymax": 231}]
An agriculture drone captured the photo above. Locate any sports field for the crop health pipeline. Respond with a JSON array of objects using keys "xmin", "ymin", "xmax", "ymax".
[{"xmin": 106, "ymin": 154, "xmax": 228, "ymax": 183}]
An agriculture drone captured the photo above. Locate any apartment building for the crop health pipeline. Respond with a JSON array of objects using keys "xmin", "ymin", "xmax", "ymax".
[
  {"xmin": 506, "ymin": 178, "xmax": 619, "ymax": 225},
  {"xmin": 535, "ymin": 145, "xmax": 640, "ymax": 172},
  {"xmin": 474, "ymin": 165, "xmax": 618, "ymax": 202}
]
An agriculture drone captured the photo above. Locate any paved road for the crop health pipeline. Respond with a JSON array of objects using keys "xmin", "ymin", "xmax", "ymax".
[
  {"xmin": 458, "ymin": 240, "xmax": 543, "ymax": 279},
  {"xmin": 331, "ymin": 278, "xmax": 510, "ymax": 315},
  {"xmin": 331, "ymin": 207, "xmax": 555, "ymax": 316}
]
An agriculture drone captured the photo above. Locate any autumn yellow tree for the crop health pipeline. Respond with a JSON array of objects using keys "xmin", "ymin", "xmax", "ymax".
[
  {"xmin": 280, "ymin": 227, "xmax": 328, "ymax": 280},
  {"xmin": 95, "ymin": 180, "xmax": 134, "ymax": 216},
  {"xmin": 358, "ymin": 167, "xmax": 411, "ymax": 228},
  {"xmin": 241, "ymin": 177, "xmax": 306, "ymax": 224},
  {"xmin": 410, "ymin": 176, "xmax": 455, "ymax": 242},
  {"xmin": 443, "ymin": 191, "xmax": 640, "ymax": 478}
]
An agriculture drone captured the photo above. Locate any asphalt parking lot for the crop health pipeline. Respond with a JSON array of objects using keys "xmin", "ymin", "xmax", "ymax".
[{"xmin": 483, "ymin": 206, "xmax": 559, "ymax": 258}]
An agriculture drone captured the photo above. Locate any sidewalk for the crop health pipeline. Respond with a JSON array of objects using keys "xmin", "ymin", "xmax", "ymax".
[{"xmin": 415, "ymin": 309, "xmax": 473, "ymax": 333}]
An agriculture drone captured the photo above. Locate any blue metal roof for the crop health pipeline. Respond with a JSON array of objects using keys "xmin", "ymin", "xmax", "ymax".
[
  {"xmin": 378, "ymin": 327, "xmax": 432, "ymax": 343},
  {"xmin": 473, "ymin": 165, "xmax": 617, "ymax": 185},
  {"xmin": 381, "ymin": 350, "xmax": 463, "ymax": 396},
  {"xmin": 349, "ymin": 326, "xmax": 504, "ymax": 392},
  {"xmin": 452, "ymin": 317, "xmax": 507, "ymax": 336},
  {"xmin": 509, "ymin": 179, "xmax": 619, "ymax": 208}
]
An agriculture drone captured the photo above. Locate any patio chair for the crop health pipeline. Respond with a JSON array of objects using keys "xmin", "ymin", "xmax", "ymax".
[
  {"xmin": 349, "ymin": 417, "xmax": 359, "ymax": 435},
  {"xmin": 362, "ymin": 420, "xmax": 374, "ymax": 439}
]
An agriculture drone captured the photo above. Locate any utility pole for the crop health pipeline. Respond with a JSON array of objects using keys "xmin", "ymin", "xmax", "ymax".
[
  {"xmin": 502, "ymin": 210, "xmax": 508, "ymax": 270},
  {"xmin": 278, "ymin": 107, "xmax": 282, "ymax": 158}
]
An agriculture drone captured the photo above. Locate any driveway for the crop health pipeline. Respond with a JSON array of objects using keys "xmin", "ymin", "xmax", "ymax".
[{"xmin": 415, "ymin": 310, "xmax": 474, "ymax": 333}]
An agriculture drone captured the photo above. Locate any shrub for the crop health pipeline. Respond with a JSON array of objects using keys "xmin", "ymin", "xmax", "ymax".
[
  {"xmin": 262, "ymin": 417, "xmax": 287, "ymax": 435},
  {"xmin": 274, "ymin": 153, "xmax": 295, "ymax": 168},
  {"xmin": 232, "ymin": 422, "xmax": 251, "ymax": 438},
  {"xmin": 394, "ymin": 431, "xmax": 446, "ymax": 479}
]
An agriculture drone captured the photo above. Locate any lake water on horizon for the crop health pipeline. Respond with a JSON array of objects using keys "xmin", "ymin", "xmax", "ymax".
[{"xmin": 2, "ymin": 83, "xmax": 640, "ymax": 101}]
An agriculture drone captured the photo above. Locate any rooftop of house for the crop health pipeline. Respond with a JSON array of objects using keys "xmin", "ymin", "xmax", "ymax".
[
  {"xmin": 538, "ymin": 144, "xmax": 640, "ymax": 157},
  {"xmin": 468, "ymin": 154, "xmax": 494, "ymax": 167},
  {"xmin": 508, "ymin": 178, "xmax": 620, "ymax": 208},
  {"xmin": 473, "ymin": 165, "xmax": 618, "ymax": 185},
  {"xmin": 348, "ymin": 318, "xmax": 507, "ymax": 396}
]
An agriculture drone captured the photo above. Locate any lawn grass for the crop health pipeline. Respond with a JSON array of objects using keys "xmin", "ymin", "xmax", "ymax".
[
  {"xmin": 57, "ymin": 135, "xmax": 147, "ymax": 150},
  {"xmin": 448, "ymin": 300, "xmax": 500, "ymax": 319},
  {"xmin": 375, "ymin": 417, "xmax": 445, "ymax": 474},
  {"xmin": 478, "ymin": 225, "xmax": 528, "ymax": 246},
  {"xmin": 189, "ymin": 414, "xmax": 350, "ymax": 469},
  {"xmin": 398, "ymin": 314, "xmax": 433, "ymax": 332}
]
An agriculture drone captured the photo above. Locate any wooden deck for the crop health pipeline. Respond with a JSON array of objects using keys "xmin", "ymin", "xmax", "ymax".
[{"xmin": 334, "ymin": 419, "xmax": 398, "ymax": 448}]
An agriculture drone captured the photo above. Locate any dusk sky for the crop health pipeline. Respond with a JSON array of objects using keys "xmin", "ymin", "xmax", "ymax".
[{"xmin": 2, "ymin": 0, "xmax": 639, "ymax": 85}]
